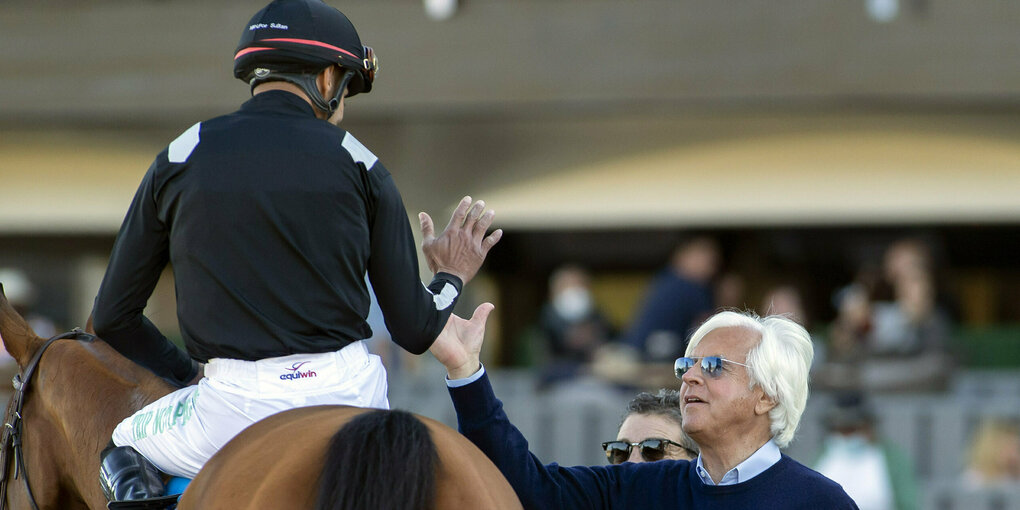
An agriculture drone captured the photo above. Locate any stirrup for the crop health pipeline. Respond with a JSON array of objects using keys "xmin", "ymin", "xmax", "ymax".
[{"xmin": 107, "ymin": 495, "xmax": 182, "ymax": 510}]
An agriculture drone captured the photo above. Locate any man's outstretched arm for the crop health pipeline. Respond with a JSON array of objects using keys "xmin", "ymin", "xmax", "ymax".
[{"xmin": 431, "ymin": 304, "xmax": 621, "ymax": 510}]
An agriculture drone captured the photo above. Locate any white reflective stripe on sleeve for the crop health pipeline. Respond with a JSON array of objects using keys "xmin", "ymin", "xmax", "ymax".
[
  {"xmin": 341, "ymin": 132, "xmax": 378, "ymax": 170},
  {"xmin": 431, "ymin": 282, "xmax": 458, "ymax": 311},
  {"xmin": 168, "ymin": 122, "xmax": 201, "ymax": 163}
]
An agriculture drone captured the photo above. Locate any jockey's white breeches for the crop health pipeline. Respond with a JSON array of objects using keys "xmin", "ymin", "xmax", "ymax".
[{"xmin": 111, "ymin": 340, "xmax": 389, "ymax": 478}]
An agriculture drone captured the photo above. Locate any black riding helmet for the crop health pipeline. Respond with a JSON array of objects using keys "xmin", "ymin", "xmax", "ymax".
[{"xmin": 233, "ymin": 0, "xmax": 378, "ymax": 113}]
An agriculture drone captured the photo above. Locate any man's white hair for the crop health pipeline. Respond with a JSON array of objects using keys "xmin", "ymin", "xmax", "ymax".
[{"xmin": 684, "ymin": 310, "xmax": 813, "ymax": 448}]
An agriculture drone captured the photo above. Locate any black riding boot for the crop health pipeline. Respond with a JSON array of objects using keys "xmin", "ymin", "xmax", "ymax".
[{"xmin": 99, "ymin": 446, "xmax": 166, "ymax": 502}]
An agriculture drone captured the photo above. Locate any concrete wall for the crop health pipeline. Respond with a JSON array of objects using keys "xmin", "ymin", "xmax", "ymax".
[{"xmin": 1, "ymin": 0, "xmax": 1017, "ymax": 126}]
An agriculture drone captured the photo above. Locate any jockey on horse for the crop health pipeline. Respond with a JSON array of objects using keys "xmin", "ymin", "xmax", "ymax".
[{"xmin": 91, "ymin": 0, "xmax": 501, "ymax": 506}]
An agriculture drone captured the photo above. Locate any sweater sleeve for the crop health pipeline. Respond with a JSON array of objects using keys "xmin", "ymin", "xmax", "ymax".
[
  {"xmin": 365, "ymin": 164, "xmax": 461, "ymax": 355},
  {"xmin": 449, "ymin": 373, "xmax": 636, "ymax": 510},
  {"xmin": 92, "ymin": 158, "xmax": 196, "ymax": 386}
]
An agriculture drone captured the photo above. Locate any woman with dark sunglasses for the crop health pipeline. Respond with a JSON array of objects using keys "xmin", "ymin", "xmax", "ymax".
[{"xmin": 603, "ymin": 389, "xmax": 698, "ymax": 464}]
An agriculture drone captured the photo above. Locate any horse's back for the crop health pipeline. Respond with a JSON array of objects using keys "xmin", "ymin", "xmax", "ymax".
[
  {"xmin": 178, "ymin": 405, "xmax": 522, "ymax": 510},
  {"xmin": 423, "ymin": 412, "xmax": 526, "ymax": 510}
]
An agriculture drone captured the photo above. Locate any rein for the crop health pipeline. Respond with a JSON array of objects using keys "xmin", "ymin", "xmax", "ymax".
[{"xmin": 0, "ymin": 329, "xmax": 96, "ymax": 510}]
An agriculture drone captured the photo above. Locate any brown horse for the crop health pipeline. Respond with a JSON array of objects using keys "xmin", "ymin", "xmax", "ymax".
[
  {"xmin": 0, "ymin": 284, "xmax": 521, "ymax": 510},
  {"xmin": 0, "ymin": 284, "xmax": 175, "ymax": 510}
]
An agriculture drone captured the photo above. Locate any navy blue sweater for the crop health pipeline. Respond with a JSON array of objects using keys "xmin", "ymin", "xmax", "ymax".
[{"xmin": 450, "ymin": 373, "xmax": 858, "ymax": 510}]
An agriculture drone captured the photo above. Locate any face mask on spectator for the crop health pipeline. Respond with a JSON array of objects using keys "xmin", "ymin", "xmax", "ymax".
[{"xmin": 553, "ymin": 287, "xmax": 593, "ymax": 322}]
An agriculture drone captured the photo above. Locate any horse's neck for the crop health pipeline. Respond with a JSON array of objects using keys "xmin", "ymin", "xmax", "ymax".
[
  {"xmin": 30, "ymin": 341, "xmax": 175, "ymax": 508},
  {"xmin": 74, "ymin": 341, "xmax": 174, "ymax": 407}
]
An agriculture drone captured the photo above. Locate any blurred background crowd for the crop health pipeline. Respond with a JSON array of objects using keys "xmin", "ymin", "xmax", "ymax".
[{"xmin": 1, "ymin": 1, "xmax": 1017, "ymax": 508}]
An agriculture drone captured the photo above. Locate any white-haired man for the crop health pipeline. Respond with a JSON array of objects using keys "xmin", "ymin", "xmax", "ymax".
[{"xmin": 430, "ymin": 307, "xmax": 857, "ymax": 509}]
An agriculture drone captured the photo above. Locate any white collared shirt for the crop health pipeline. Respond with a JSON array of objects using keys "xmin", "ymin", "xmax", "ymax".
[{"xmin": 695, "ymin": 439, "xmax": 782, "ymax": 485}]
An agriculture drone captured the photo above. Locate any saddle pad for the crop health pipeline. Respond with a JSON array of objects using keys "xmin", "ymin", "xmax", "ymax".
[{"xmin": 166, "ymin": 476, "xmax": 191, "ymax": 495}]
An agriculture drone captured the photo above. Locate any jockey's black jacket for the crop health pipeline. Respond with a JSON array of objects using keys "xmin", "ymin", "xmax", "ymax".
[{"xmin": 93, "ymin": 90, "xmax": 461, "ymax": 385}]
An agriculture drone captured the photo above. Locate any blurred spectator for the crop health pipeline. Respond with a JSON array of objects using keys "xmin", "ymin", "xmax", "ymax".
[
  {"xmin": 760, "ymin": 284, "xmax": 808, "ymax": 327},
  {"xmin": 827, "ymin": 282, "xmax": 872, "ymax": 362},
  {"xmin": 602, "ymin": 389, "xmax": 698, "ymax": 464},
  {"xmin": 714, "ymin": 272, "xmax": 746, "ymax": 310},
  {"xmin": 534, "ymin": 264, "xmax": 614, "ymax": 387},
  {"xmin": 877, "ymin": 236, "xmax": 959, "ymax": 320},
  {"xmin": 622, "ymin": 236, "xmax": 719, "ymax": 362},
  {"xmin": 870, "ymin": 268, "xmax": 952, "ymax": 357},
  {"xmin": 758, "ymin": 283, "xmax": 820, "ymax": 367},
  {"xmin": 813, "ymin": 392, "xmax": 919, "ymax": 510},
  {"xmin": 962, "ymin": 419, "xmax": 1020, "ymax": 489},
  {"xmin": 817, "ymin": 238, "xmax": 953, "ymax": 393},
  {"xmin": 882, "ymin": 238, "xmax": 932, "ymax": 296}
]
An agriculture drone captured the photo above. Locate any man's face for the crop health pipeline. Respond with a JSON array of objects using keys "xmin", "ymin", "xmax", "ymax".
[
  {"xmin": 678, "ymin": 327, "xmax": 770, "ymax": 446},
  {"xmin": 615, "ymin": 413, "xmax": 694, "ymax": 462}
]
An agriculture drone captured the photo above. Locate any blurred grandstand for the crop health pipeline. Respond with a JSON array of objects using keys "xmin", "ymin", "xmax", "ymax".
[{"xmin": 1, "ymin": 1, "xmax": 1018, "ymax": 508}]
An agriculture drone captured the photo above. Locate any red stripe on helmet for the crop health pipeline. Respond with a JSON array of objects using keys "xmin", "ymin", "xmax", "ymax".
[
  {"xmin": 234, "ymin": 47, "xmax": 275, "ymax": 60},
  {"xmin": 261, "ymin": 38, "xmax": 359, "ymax": 59}
]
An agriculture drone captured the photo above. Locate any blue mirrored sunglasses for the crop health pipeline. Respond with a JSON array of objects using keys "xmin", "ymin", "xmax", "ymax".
[{"xmin": 674, "ymin": 356, "xmax": 749, "ymax": 379}]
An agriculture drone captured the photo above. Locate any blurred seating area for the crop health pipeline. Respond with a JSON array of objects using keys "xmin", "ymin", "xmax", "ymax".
[
  {"xmin": 3, "ymin": 223, "xmax": 1017, "ymax": 509},
  {"xmin": 387, "ymin": 230, "xmax": 1019, "ymax": 509}
]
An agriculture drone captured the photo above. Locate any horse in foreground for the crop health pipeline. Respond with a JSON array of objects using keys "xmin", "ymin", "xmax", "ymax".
[
  {"xmin": 182, "ymin": 405, "xmax": 522, "ymax": 509},
  {"xmin": 0, "ymin": 284, "xmax": 521, "ymax": 509}
]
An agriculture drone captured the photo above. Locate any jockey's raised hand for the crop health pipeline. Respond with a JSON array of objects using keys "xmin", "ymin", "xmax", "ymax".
[
  {"xmin": 430, "ymin": 303, "xmax": 493, "ymax": 380},
  {"xmin": 420, "ymin": 196, "xmax": 503, "ymax": 285}
]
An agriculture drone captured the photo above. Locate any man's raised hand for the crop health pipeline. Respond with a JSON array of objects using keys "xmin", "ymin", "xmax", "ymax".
[{"xmin": 429, "ymin": 303, "xmax": 494, "ymax": 380}]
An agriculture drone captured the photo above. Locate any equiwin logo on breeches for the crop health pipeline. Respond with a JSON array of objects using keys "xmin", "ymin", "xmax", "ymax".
[{"xmin": 280, "ymin": 361, "xmax": 317, "ymax": 381}]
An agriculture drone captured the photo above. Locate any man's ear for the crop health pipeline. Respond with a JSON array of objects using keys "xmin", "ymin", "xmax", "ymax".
[
  {"xmin": 316, "ymin": 66, "xmax": 335, "ymax": 98},
  {"xmin": 754, "ymin": 390, "xmax": 777, "ymax": 416}
]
